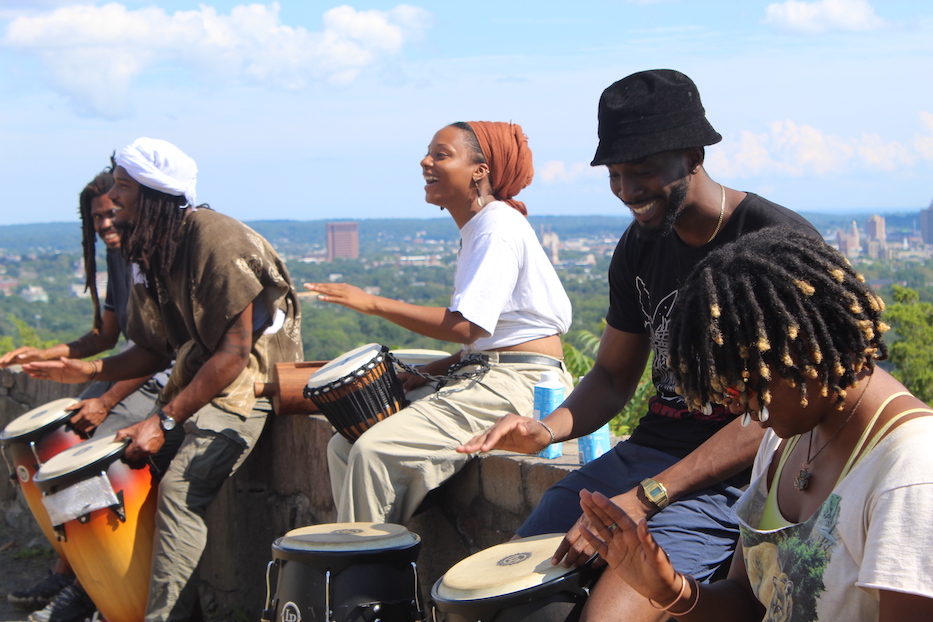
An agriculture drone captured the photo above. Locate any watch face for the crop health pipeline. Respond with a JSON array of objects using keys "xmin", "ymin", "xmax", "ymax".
[{"xmin": 159, "ymin": 411, "xmax": 175, "ymax": 430}]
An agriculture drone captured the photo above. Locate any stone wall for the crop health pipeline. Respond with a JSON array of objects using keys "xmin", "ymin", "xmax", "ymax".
[{"xmin": 0, "ymin": 369, "xmax": 588, "ymax": 619}]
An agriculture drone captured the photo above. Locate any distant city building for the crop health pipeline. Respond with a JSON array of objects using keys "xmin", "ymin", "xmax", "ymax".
[
  {"xmin": 540, "ymin": 225, "xmax": 560, "ymax": 264},
  {"xmin": 921, "ymin": 201, "xmax": 933, "ymax": 245},
  {"xmin": 865, "ymin": 214, "xmax": 886, "ymax": 243},
  {"xmin": 836, "ymin": 222, "xmax": 861, "ymax": 258},
  {"xmin": 20, "ymin": 285, "xmax": 48, "ymax": 303},
  {"xmin": 326, "ymin": 222, "xmax": 359, "ymax": 261}
]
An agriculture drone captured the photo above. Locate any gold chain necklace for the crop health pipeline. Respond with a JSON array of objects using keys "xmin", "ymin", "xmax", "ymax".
[
  {"xmin": 706, "ymin": 183, "xmax": 725, "ymax": 244},
  {"xmin": 794, "ymin": 374, "xmax": 872, "ymax": 492}
]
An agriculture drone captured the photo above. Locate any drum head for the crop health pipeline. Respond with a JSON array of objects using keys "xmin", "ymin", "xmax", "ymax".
[
  {"xmin": 33, "ymin": 433, "xmax": 127, "ymax": 491},
  {"xmin": 389, "ymin": 349, "xmax": 451, "ymax": 366},
  {"xmin": 306, "ymin": 344, "xmax": 385, "ymax": 389},
  {"xmin": 280, "ymin": 522, "xmax": 417, "ymax": 552},
  {"xmin": 0, "ymin": 398, "xmax": 78, "ymax": 443},
  {"xmin": 436, "ymin": 534, "xmax": 573, "ymax": 601}
]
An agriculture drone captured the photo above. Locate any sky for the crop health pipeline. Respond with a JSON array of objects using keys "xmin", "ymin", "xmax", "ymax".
[{"xmin": 0, "ymin": 0, "xmax": 931, "ymax": 226}]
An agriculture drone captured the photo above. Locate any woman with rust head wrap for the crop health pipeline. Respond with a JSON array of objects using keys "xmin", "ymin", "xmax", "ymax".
[{"xmin": 305, "ymin": 121, "xmax": 574, "ymax": 525}]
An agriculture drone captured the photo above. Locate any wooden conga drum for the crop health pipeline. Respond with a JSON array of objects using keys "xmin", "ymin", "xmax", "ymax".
[
  {"xmin": 0, "ymin": 397, "xmax": 84, "ymax": 558},
  {"xmin": 34, "ymin": 434, "xmax": 156, "ymax": 622}
]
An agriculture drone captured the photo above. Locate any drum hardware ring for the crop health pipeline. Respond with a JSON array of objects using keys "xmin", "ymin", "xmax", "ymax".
[
  {"xmin": 325, "ymin": 569, "xmax": 333, "ymax": 622},
  {"xmin": 392, "ymin": 353, "xmax": 491, "ymax": 390},
  {"xmin": 1, "ymin": 445, "xmax": 14, "ymax": 479},
  {"xmin": 260, "ymin": 560, "xmax": 277, "ymax": 622},
  {"xmin": 110, "ymin": 489, "xmax": 127, "ymax": 523}
]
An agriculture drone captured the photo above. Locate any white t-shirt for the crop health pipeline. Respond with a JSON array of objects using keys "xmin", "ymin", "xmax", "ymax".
[
  {"xmin": 736, "ymin": 416, "xmax": 933, "ymax": 621},
  {"xmin": 450, "ymin": 201, "xmax": 572, "ymax": 352}
]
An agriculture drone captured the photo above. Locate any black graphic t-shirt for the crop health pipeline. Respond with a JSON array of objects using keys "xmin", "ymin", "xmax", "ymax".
[{"xmin": 606, "ymin": 193, "xmax": 818, "ymax": 460}]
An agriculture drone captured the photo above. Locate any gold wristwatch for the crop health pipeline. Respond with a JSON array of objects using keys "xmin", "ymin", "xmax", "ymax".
[{"xmin": 640, "ymin": 478, "xmax": 669, "ymax": 510}]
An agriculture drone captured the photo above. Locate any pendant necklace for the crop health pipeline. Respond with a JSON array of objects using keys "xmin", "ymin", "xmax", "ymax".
[{"xmin": 794, "ymin": 374, "xmax": 872, "ymax": 492}]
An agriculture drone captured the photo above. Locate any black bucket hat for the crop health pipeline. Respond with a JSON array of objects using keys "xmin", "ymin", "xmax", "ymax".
[{"xmin": 591, "ymin": 69, "xmax": 722, "ymax": 166}]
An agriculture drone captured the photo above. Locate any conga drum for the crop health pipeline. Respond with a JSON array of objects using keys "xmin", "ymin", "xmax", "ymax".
[
  {"xmin": 0, "ymin": 397, "xmax": 84, "ymax": 558},
  {"xmin": 304, "ymin": 344, "xmax": 409, "ymax": 442},
  {"xmin": 33, "ymin": 434, "xmax": 157, "ymax": 622},
  {"xmin": 262, "ymin": 522, "xmax": 423, "ymax": 622},
  {"xmin": 431, "ymin": 534, "xmax": 595, "ymax": 622}
]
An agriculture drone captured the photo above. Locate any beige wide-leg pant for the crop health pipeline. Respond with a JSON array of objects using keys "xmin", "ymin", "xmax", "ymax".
[{"xmin": 327, "ymin": 353, "xmax": 573, "ymax": 526}]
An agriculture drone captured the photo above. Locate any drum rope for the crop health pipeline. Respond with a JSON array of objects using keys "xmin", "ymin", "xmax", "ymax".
[{"xmin": 390, "ymin": 353, "xmax": 491, "ymax": 389}]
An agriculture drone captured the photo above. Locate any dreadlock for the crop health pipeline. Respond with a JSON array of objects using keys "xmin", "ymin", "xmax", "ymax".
[
  {"xmin": 77, "ymin": 170, "xmax": 114, "ymax": 332},
  {"xmin": 670, "ymin": 226, "xmax": 889, "ymax": 413},
  {"xmin": 119, "ymin": 184, "xmax": 198, "ymax": 283}
]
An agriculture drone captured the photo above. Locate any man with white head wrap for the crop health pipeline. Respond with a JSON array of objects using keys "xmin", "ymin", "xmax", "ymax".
[{"xmin": 24, "ymin": 137, "xmax": 303, "ymax": 621}]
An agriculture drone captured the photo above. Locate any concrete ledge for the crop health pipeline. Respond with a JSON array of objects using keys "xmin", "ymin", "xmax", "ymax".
[{"xmin": 0, "ymin": 369, "xmax": 590, "ymax": 619}]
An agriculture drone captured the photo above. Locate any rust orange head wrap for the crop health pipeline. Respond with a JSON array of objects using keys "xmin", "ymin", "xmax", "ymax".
[{"xmin": 466, "ymin": 121, "xmax": 533, "ymax": 216}]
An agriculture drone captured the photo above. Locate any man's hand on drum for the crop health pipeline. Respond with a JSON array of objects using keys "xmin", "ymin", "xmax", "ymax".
[
  {"xmin": 456, "ymin": 413, "xmax": 553, "ymax": 455},
  {"xmin": 67, "ymin": 397, "xmax": 113, "ymax": 435},
  {"xmin": 552, "ymin": 487, "xmax": 652, "ymax": 568},
  {"xmin": 116, "ymin": 415, "xmax": 165, "ymax": 462},
  {"xmin": 398, "ymin": 370, "xmax": 430, "ymax": 393},
  {"xmin": 576, "ymin": 489, "xmax": 683, "ymax": 607},
  {"xmin": 21, "ymin": 357, "xmax": 96, "ymax": 384},
  {"xmin": 304, "ymin": 282, "xmax": 377, "ymax": 315},
  {"xmin": 0, "ymin": 346, "xmax": 49, "ymax": 368}
]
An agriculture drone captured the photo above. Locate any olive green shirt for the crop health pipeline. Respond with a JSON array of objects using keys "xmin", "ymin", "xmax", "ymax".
[{"xmin": 127, "ymin": 209, "xmax": 303, "ymax": 416}]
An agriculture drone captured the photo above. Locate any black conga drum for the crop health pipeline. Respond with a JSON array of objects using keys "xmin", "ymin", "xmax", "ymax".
[{"xmin": 262, "ymin": 522, "xmax": 423, "ymax": 622}]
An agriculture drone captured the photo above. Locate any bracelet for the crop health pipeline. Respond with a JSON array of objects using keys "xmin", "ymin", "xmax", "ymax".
[
  {"xmin": 89, "ymin": 359, "xmax": 100, "ymax": 381},
  {"xmin": 537, "ymin": 419, "xmax": 557, "ymax": 445},
  {"xmin": 648, "ymin": 573, "xmax": 700, "ymax": 616},
  {"xmin": 648, "ymin": 573, "xmax": 687, "ymax": 611}
]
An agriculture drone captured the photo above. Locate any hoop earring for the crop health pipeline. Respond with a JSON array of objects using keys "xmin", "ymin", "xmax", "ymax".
[{"xmin": 474, "ymin": 178, "xmax": 486, "ymax": 208}]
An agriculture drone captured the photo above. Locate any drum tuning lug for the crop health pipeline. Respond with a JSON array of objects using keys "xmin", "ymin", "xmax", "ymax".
[
  {"xmin": 110, "ymin": 490, "xmax": 127, "ymax": 522},
  {"xmin": 78, "ymin": 513, "xmax": 91, "ymax": 524},
  {"xmin": 54, "ymin": 525, "xmax": 67, "ymax": 543}
]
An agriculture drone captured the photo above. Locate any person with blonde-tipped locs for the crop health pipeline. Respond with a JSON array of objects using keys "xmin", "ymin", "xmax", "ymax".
[{"xmin": 579, "ymin": 227, "xmax": 933, "ymax": 622}]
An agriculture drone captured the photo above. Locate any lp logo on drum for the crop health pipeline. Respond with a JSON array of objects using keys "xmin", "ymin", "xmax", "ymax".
[{"xmin": 281, "ymin": 602, "xmax": 301, "ymax": 622}]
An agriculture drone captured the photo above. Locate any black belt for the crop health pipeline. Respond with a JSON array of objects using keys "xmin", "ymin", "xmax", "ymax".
[{"xmin": 492, "ymin": 352, "xmax": 564, "ymax": 369}]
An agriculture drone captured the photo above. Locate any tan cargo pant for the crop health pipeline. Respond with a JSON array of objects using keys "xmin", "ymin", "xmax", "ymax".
[{"xmin": 327, "ymin": 353, "xmax": 573, "ymax": 526}]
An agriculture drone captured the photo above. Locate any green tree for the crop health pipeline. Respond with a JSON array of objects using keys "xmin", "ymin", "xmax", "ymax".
[{"xmin": 884, "ymin": 285, "xmax": 933, "ymax": 402}]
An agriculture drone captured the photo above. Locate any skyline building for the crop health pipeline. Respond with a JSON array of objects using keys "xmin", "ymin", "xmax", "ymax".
[
  {"xmin": 326, "ymin": 221, "xmax": 360, "ymax": 261},
  {"xmin": 921, "ymin": 201, "xmax": 933, "ymax": 245}
]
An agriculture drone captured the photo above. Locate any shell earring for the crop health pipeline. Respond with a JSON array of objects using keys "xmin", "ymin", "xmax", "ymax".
[
  {"xmin": 759, "ymin": 406, "xmax": 770, "ymax": 423},
  {"xmin": 740, "ymin": 411, "xmax": 752, "ymax": 427}
]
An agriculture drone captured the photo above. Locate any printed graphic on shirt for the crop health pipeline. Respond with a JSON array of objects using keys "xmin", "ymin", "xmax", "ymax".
[
  {"xmin": 636, "ymin": 276, "xmax": 678, "ymax": 398},
  {"xmin": 741, "ymin": 493, "xmax": 841, "ymax": 622}
]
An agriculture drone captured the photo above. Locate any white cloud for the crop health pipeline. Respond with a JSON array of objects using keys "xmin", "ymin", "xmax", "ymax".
[
  {"xmin": 710, "ymin": 115, "xmax": 933, "ymax": 179},
  {"xmin": 2, "ymin": 2, "xmax": 432, "ymax": 118},
  {"xmin": 764, "ymin": 0, "xmax": 887, "ymax": 33},
  {"xmin": 539, "ymin": 160, "xmax": 606, "ymax": 184},
  {"xmin": 915, "ymin": 111, "xmax": 933, "ymax": 160}
]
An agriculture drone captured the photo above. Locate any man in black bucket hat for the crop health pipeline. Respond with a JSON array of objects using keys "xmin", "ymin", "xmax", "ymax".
[{"xmin": 459, "ymin": 69, "xmax": 820, "ymax": 621}]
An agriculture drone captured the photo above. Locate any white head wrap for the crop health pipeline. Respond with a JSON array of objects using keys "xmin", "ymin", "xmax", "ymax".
[{"xmin": 114, "ymin": 137, "xmax": 198, "ymax": 208}]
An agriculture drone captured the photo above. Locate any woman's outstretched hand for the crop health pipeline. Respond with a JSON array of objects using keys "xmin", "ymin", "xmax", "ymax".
[
  {"xmin": 304, "ymin": 282, "xmax": 378, "ymax": 315},
  {"xmin": 577, "ymin": 489, "xmax": 683, "ymax": 607}
]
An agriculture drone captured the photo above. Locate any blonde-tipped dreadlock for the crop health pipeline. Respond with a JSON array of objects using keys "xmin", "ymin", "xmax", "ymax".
[{"xmin": 670, "ymin": 227, "xmax": 888, "ymax": 413}]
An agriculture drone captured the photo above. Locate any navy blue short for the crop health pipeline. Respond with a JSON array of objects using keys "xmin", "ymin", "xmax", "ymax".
[{"xmin": 517, "ymin": 440, "xmax": 743, "ymax": 581}]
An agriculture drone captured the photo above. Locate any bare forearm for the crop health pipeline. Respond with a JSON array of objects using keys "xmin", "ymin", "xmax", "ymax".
[
  {"xmin": 654, "ymin": 418, "xmax": 765, "ymax": 502},
  {"xmin": 673, "ymin": 579, "xmax": 762, "ymax": 622},
  {"xmin": 97, "ymin": 346, "xmax": 171, "ymax": 382},
  {"xmin": 545, "ymin": 362, "xmax": 642, "ymax": 441},
  {"xmin": 98, "ymin": 376, "xmax": 153, "ymax": 410},
  {"xmin": 161, "ymin": 351, "xmax": 246, "ymax": 422},
  {"xmin": 372, "ymin": 298, "xmax": 481, "ymax": 344},
  {"xmin": 66, "ymin": 331, "xmax": 116, "ymax": 359}
]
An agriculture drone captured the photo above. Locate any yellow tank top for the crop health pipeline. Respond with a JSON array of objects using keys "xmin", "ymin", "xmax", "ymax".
[{"xmin": 758, "ymin": 392, "xmax": 927, "ymax": 530}]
